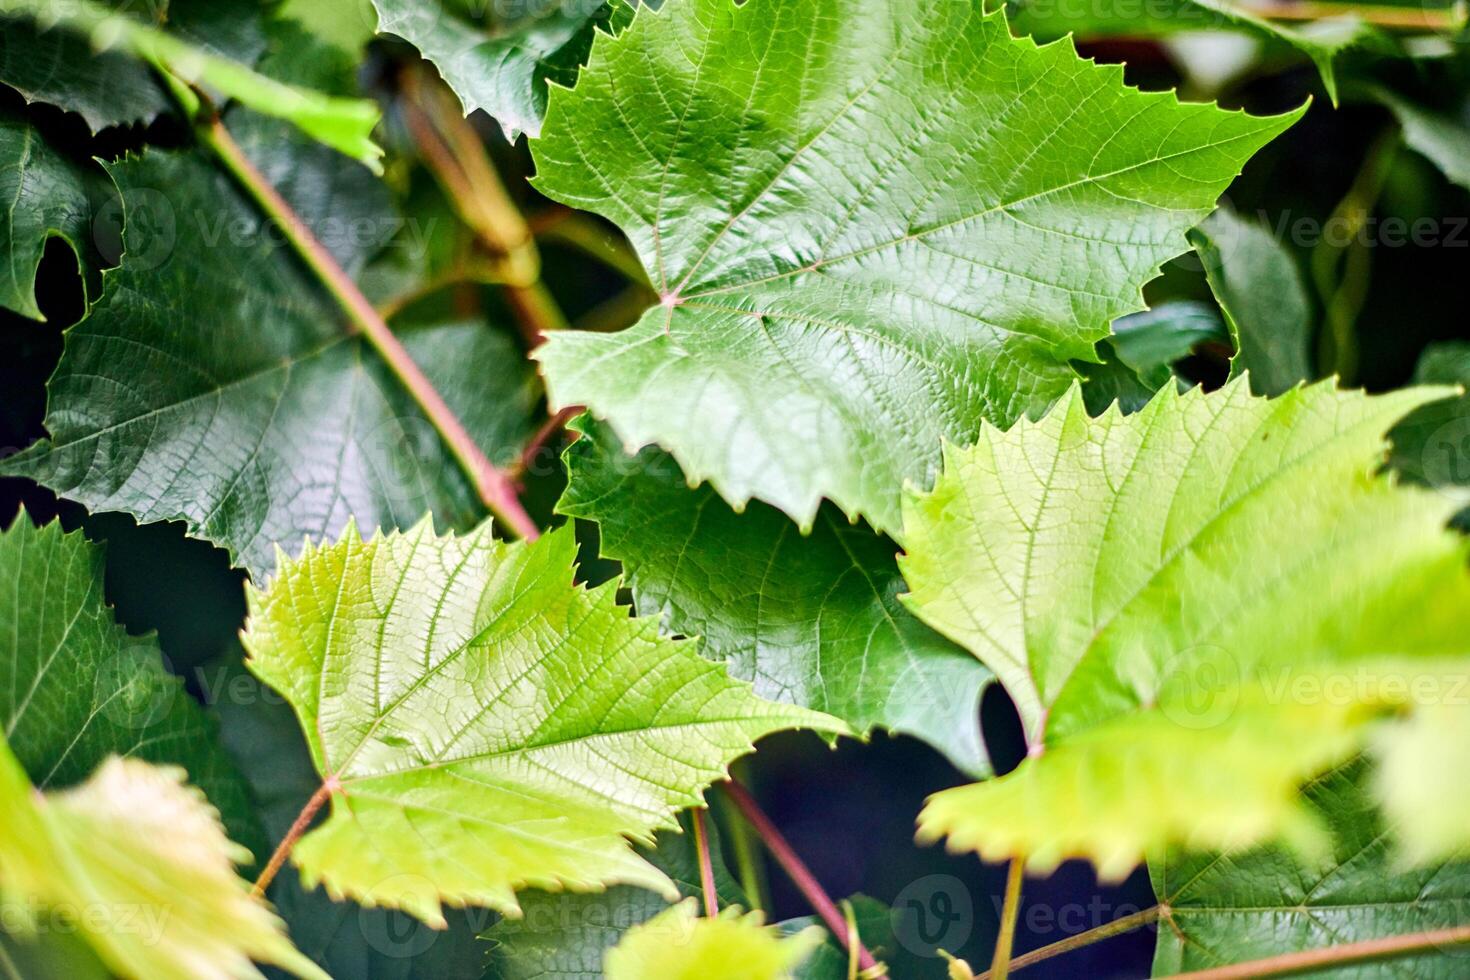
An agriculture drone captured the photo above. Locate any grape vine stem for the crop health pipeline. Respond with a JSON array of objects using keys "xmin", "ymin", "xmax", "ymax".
[
  {"xmin": 989, "ymin": 859, "xmax": 1026, "ymax": 980},
  {"xmin": 722, "ymin": 780, "xmax": 887, "ymax": 977},
  {"xmin": 978, "ymin": 904, "xmax": 1163, "ymax": 978},
  {"xmin": 250, "ymin": 782, "xmax": 333, "ymax": 899},
  {"xmin": 1167, "ymin": 923, "xmax": 1470, "ymax": 979},
  {"xmin": 195, "ymin": 114, "xmax": 541, "ymax": 541},
  {"xmin": 691, "ymin": 807, "xmax": 719, "ymax": 918}
]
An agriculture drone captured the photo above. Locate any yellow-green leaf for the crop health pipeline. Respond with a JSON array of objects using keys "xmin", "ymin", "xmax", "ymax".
[
  {"xmin": 604, "ymin": 899, "xmax": 822, "ymax": 980},
  {"xmin": 0, "ymin": 739, "xmax": 323, "ymax": 980},
  {"xmin": 901, "ymin": 380, "xmax": 1470, "ymax": 876},
  {"xmin": 242, "ymin": 520, "xmax": 846, "ymax": 927}
]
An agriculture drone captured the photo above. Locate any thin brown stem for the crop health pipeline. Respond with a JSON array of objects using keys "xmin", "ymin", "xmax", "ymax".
[
  {"xmin": 401, "ymin": 67, "xmax": 569, "ymax": 346},
  {"xmin": 198, "ymin": 116, "xmax": 541, "ymax": 541},
  {"xmin": 978, "ymin": 905, "xmax": 1163, "ymax": 979},
  {"xmin": 691, "ymin": 808, "xmax": 719, "ymax": 919},
  {"xmin": 989, "ymin": 860, "xmax": 1026, "ymax": 980},
  {"xmin": 722, "ymin": 780, "xmax": 886, "ymax": 978},
  {"xmin": 1167, "ymin": 923, "xmax": 1470, "ymax": 979},
  {"xmin": 251, "ymin": 782, "xmax": 333, "ymax": 899},
  {"xmin": 512, "ymin": 405, "xmax": 582, "ymax": 483}
]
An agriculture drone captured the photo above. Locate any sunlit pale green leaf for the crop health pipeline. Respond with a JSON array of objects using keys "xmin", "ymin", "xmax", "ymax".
[
  {"xmin": 242, "ymin": 520, "xmax": 845, "ymax": 927},
  {"xmin": 603, "ymin": 899, "xmax": 822, "ymax": 980},
  {"xmin": 902, "ymin": 380, "xmax": 1470, "ymax": 876},
  {"xmin": 0, "ymin": 738, "xmax": 324, "ymax": 980},
  {"xmin": 532, "ymin": 0, "xmax": 1300, "ymax": 536}
]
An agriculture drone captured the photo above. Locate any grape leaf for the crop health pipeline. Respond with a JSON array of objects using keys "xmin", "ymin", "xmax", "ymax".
[
  {"xmin": 208, "ymin": 660, "xmax": 492, "ymax": 979},
  {"xmin": 1369, "ymin": 86, "xmax": 1470, "ymax": 192},
  {"xmin": 1386, "ymin": 341, "xmax": 1470, "ymax": 530},
  {"xmin": 0, "ymin": 109, "xmax": 114, "ymax": 320},
  {"xmin": 1373, "ymin": 702, "xmax": 1470, "ymax": 866},
  {"xmin": 1152, "ymin": 759, "xmax": 1470, "ymax": 977},
  {"xmin": 559, "ymin": 415, "xmax": 992, "ymax": 777},
  {"xmin": 0, "ymin": 0, "xmax": 268, "ymax": 133},
  {"xmin": 1189, "ymin": 206, "xmax": 1315, "ymax": 395},
  {"xmin": 603, "ymin": 899, "xmax": 821, "ymax": 980},
  {"xmin": 0, "ymin": 515, "xmax": 263, "ymax": 858},
  {"xmin": 1078, "ymin": 301, "xmax": 1228, "ymax": 415},
  {"xmin": 0, "ymin": 0, "xmax": 381, "ymax": 167},
  {"xmin": 901, "ymin": 380, "xmax": 1470, "ymax": 877},
  {"xmin": 484, "ymin": 811, "xmax": 746, "ymax": 980},
  {"xmin": 531, "ymin": 0, "xmax": 1301, "ymax": 536},
  {"xmin": 371, "ymin": 0, "xmax": 634, "ymax": 140},
  {"xmin": 241, "ymin": 520, "xmax": 846, "ymax": 927},
  {"xmin": 0, "ymin": 138, "xmax": 538, "ymax": 578},
  {"xmin": 1004, "ymin": 0, "xmax": 1381, "ymax": 103},
  {"xmin": 0, "ymin": 738, "xmax": 325, "ymax": 980}
]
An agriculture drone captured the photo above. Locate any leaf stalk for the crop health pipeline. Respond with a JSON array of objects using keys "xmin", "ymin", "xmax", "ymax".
[
  {"xmin": 1167, "ymin": 922, "xmax": 1470, "ymax": 978},
  {"xmin": 193, "ymin": 113, "xmax": 541, "ymax": 541},
  {"xmin": 691, "ymin": 807, "xmax": 719, "ymax": 918},
  {"xmin": 250, "ymin": 781, "xmax": 333, "ymax": 899},
  {"xmin": 722, "ymin": 780, "xmax": 887, "ymax": 977}
]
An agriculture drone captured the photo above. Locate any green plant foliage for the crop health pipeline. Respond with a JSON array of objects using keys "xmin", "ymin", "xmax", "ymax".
[
  {"xmin": 1370, "ymin": 86, "xmax": 1470, "ymax": 191},
  {"xmin": 603, "ymin": 898, "xmax": 822, "ymax": 979},
  {"xmin": 559, "ymin": 415, "xmax": 993, "ymax": 776},
  {"xmin": 484, "ymin": 811, "xmax": 746, "ymax": 979},
  {"xmin": 0, "ymin": 738, "xmax": 323, "ymax": 980},
  {"xmin": 0, "ymin": 516, "xmax": 262, "ymax": 855},
  {"xmin": 531, "ymin": 0, "xmax": 1300, "ymax": 536},
  {"xmin": 0, "ymin": 110, "xmax": 113, "ymax": 320},
  {"xmin": 0, "ymin": 0, "xmax": 269, "ymax": 132},
  {"xmin": 902, "ymin": 380, "xmax": 1470, "ymax": 877},
  {"xmin": 1190, "ymin": 206, "xmax": 1316, "ymax": 395},
  {"xmin": 1004, "ymin": 0, "xmax": 1384, "ymax": 103},
  {"xmin": 0, "ymin": 0, "xmax": 381, "ymax": 167},
  {"xmin": 1153, "ymin": 759, "xmax": 1470, "ymax": 976},
  {"xmin": 1078, "ymin": 301, "xmax": 1228, "ymax": 415},
  {"xmin": 1, "ymin": 144, "xmax": 538, "ymax": 577},
  {"xmin": 372, "ymin": 0, "xmax": 634, "ymax": 139},
  {"xmin": 242, "ymin": 519, "xmax": 845, "ymax": 927}
]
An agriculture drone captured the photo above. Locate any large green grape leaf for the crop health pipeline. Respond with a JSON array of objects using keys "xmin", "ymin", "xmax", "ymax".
[
  {"xmin": 372, "ymin": 0, "xmax": 634, "ymax": 140},
  {"xmin": 0, "ymin": 128, "xmax": 538, "ymax": 578},
  {"xmin": 0, "ymin": 515, "xmax": 263, "ymax": 858},
  {"xmin": 241, "ymin": 520, "xmax": 846, "ymax": 927},
  {"xmin": 603, "ymin": 899, "xmax": 821, "ymax": 980},
  {"xmin": 484, "ymin": 811, "xmax": 745, "ymax": 980},
  {"xmin": 531, "ymin": 0, "xmax": 1300, "ymax": 537},
  {"xmin": 0, "ymin": 737, "xmax": 325, "ymax": 980},
  {"xmin": 1152, "ymin": 759, "xmax": 1470, "ymax": 977},
  {"xmin": 0, "ymin": 109, "xmax": 114, "ymax": 320},
  {"xmin": 1189, "ymin": 206, "xmax": 1314, "ymax": 396},
  {"xmin": 1005, "ymin": 0, "xmax": 1383, "ymax": 103},
  {"xmin": 0, "ymin": 0, "xmax": 268, "ymax": 133},
  {"xmin": 901, "ymin": 380, "xmax": 1470, "ymax": 877},
  {"xmin": 559, "ymin": 416, "xmax": 992, "ymax": 777}
]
